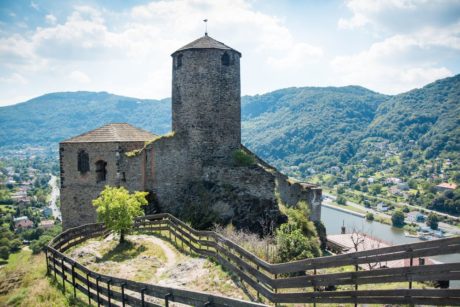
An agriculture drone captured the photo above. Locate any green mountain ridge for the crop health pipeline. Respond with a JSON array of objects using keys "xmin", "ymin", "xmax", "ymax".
[{"xmin": 0, "ymin": 75, "xmax": 458, "ymax": 177}]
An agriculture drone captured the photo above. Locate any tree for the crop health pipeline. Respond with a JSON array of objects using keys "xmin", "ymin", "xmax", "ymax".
[
  {"xmin": 0, "ymin": 246, "xmax": 9, "ymax": 260},
  {"xmin": 365, "ymin": 212, "xmax": 374, "ymax": 221},
  {"xmin": 337, "ymin": 196, "xmax": 347, "ymax": 205},
  {"xmin": 92, "ymin": 186, "xmax": 148, "ymax": 243},
  {"xmin": 391, "ymin": 210, "xmax": 405, "ymax": 228},
  {"xmin": 30, "ymin": 235, "xmax": 53, "ymax": 254},
  {"xmin": 426, "ymin": 213, "xmax": 439, "ymax": 230}
]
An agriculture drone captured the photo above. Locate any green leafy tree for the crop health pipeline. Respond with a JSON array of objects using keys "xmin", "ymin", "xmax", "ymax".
[
  {"xmin": 276, "ymin": 201, "xmax": 322, "ymax": 262},
  {"xmin": 0, "ymin": 246, "xmax": 9, "ymax": 260},
  {"xmin": 365, "ymin": 212, "xmax": 374, "ymax": 221},
  {"xmin": 30, "ymin": 235, "xmax": 53, "ymax": 254},
  {"xmin": 276, "ymin": 224, "xmax": 321, "ymax": 262},
  {"xmin": 337, "ymin": 196, "xmax": 347, "ymax": 205},
  {"xmin": 92, "ymin": 186, "xmax": 148, "ymax": 243},
  {"xmin": 426, "ymin": 213, "xmax": 439, "ymax": 230},
  {"xmin": 391, "ymin": 210, "xmax": 405, "ymax": 228}
]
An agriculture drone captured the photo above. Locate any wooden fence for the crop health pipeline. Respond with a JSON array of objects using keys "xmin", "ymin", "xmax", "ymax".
[{"xmin": 47, "ymin": 213, "xmax": 460, "ymax": 306}]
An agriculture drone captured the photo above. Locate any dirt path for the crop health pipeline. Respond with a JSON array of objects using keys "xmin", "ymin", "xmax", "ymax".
[{"xmin": 133, "ymin": 235, "xmax": 177, "ymax": 276}]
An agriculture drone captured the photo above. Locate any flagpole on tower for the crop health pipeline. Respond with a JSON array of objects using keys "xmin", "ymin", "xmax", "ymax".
[{"xmin": 203, "ymin": 19, "xmax": 208, "ymax": 36}]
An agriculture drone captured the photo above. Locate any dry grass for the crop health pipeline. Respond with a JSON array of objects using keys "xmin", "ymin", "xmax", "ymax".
[
  {"xmin": 0, "ymin": 249, "xmax": 87, "ymax": 307},
  {"xmin": 214, "ymin": 224, "xmax": 278, "ymax": 262}
]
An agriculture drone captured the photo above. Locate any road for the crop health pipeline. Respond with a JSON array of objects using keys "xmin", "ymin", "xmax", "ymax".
[
  {"xmin": 323, "ymin": 192, "xmax": 460, "ymax": 235},
  {"xmin": 48, "ymin": 175, "xmax": 62, "ymax": 221}
]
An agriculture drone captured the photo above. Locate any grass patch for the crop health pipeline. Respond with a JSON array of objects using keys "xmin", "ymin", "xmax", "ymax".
[
  {"xmin": 0, "ymin": 249, "xmax": 87, "ymax": 307},
  {"xmin": 99, "ymin": 240, "xmax": 147, "ymax": 262},
  {"xmin": 232, "ymin": 149, "xmax": 255, "ymax": 167}
]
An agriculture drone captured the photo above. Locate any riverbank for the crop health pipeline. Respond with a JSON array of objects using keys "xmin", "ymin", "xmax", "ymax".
[{"xmin": 322, "ymin": 202, "xmax": 365, "ymax": 218}]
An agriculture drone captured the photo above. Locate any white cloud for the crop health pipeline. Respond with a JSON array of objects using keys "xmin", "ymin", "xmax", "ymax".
[
  {"xmin": 45, "ymin": 14, "xmax": 57, "ymax": 25},
  {"xmin": 0, "ymin": 73, "xmax": 28, "ymax": 85},
  {"xmin": 339, "ymin": 0, "xmax": 460, "ymax": 31},
  {"xmin": 331, "ymin": 34, "xmax": 454, "ymax": 93},
  {"xmin": 267, "ymin": 43, "xmax": 323, "ymax": 70},
  {"xmin": 0, "ymin": 0, "xmax": 324, "ymax": 102},
  {"xmin": 69, "ymin": 70, "xmax": 91, "ymax": 83}
]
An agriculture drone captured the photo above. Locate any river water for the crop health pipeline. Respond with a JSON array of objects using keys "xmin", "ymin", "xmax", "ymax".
[{"xmin": 321, "ymin": 205, "xmax": 460, "ymax": 287}]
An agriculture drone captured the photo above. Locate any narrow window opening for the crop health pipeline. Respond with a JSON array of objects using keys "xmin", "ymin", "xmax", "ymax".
[
  {"xmin": 221, "ymin": 52, "xmax": 230, "ymax": 66},
  {"xmin": 122, "ymin": 172, "xmax": 126, "ymax": 182},
  {"xmin": 95, "ymin": 160, "xmax": 107, "ymax": 183},
  {"xmin": 176, "ymin": 54, "xmax": 183, "ymax": 68},
  {"xmin": 77, "ymin": 150, "xmax": 89, "ymax": 174}
]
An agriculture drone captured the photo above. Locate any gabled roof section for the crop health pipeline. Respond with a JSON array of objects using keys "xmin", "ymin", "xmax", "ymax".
[
  {"xmin": 61, "ymin": 123, "xmax": 157, "ymax": 143},
  {"xmin": 172, "ymin": 34, "xmax": 241, "ymax": 56}
]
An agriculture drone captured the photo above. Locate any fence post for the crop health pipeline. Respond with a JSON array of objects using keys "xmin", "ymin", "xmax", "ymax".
[
  {"xmin": 45, "ymin": 249, "xmax": 49, "ymax": 276},
  {"xmin": 86, "ymin": 273, "xmax": 91, "ymax": 305},
  {"xmin": 96, "ymin": 276, "xmax": 100, "ymax": 307},
  {"xmin": 107, "ymin": 279, "xmax": 112, "ymax": 307},
  {"xmin": 53, "ymin": 251, "xmax": 57, "ymax": 280},
  {"xmin": 409, "ymin": 255, "xmax": 413, "ymax": 289},
  {"xmin": 71, "ymin": 263, "xmax": 76, "ymax": 298},
  {"xmin": 121, "ymin": 282, "xmax": 126, "ymax": 307},
  {"xmin": 165, "ymin": 292, "xmax": 172, "ymax": 307},
  {"xmin": 61, "ymin": 257, "xmax": 66, "ymax": 293},
  {"xmin": 141, "ymin": 287, "xmax": 146, "ymax": 307}
]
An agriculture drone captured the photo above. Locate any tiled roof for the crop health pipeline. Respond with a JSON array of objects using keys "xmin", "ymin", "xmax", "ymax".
[
  {"xmin": 173, "ymin": 34, "xmax": 241, "ymax": 55},
  {"xmin": 61, "ymin": 123, "xmax": 157, "ymax": 143}
]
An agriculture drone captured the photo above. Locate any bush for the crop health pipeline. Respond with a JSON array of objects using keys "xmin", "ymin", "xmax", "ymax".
[
  {"xmin": 276, "ymin": 201, "xmax": 321, "ymax": 262},
  {"xmin": 232, "ymin": 149, "xmax": 255, "ymax": 167},
  {"xmin": 337, "ymin": 196, "xmax": 347, "ymax": 205},
  {"xmin": 9, "ymin": 239, "xmax": 22, "ymax": 252},
  {"xmin": 276, "ymin": 224, "xmax": 321, "ymax": 262},
  {"xmin": 365, "ymin": 212, "xmax": 374, "ymax": 221},
  {"xmin": 0, "ymin": 245, "xmax": 9, "ymax": 260},
  {"xmin": 30, "ymin": 235, "xmax": 53, "ymax": 254},
  {"xmin": 427, "ymin": 213, "xmax": 439, "ymax": 230},
  {"xmin": 313, "ymin": 220, "xmax": 327, "ymax": 251},
  {"xmin": 391, "ymin": 210, "xmax": 405, "ymax": 228}
]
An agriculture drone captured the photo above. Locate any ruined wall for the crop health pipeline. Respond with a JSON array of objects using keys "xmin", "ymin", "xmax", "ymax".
[
  {"xmin": 275, "ymin": 174, "xmax": 322, "ymax": 221},
  {"xmin": 241, "ymin": 146, "xmax": 322, "ymax": 221},
  {"xmin": 60, "ymin": 141, "xmax": 145, "ymax": 229}
]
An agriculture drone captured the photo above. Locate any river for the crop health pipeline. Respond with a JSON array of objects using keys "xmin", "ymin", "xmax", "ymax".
[{"xmin": 321, "ymin": 205, "xmax": 460, "ymax": 287}]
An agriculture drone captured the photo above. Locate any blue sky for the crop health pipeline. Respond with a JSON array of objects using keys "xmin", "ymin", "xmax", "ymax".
[{"xmin": 0, "ymin": 0, "xmax": 459, "ymax": 106}]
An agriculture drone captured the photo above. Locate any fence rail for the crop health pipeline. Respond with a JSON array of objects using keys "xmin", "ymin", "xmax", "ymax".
[{"xmin": 47, "ymin": 213, "xmax": 460, "ymax": 306}]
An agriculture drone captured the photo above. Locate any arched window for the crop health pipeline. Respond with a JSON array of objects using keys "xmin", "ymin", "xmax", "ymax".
[
  {"xmin": 221, "ymin": 52, "xmax": 230, "ymax": 66},
  {"xmin": 77, "ymin": 150, "xmax": 89, "ymax": 174},
  {"xmin": 176, "ymin": 54, "xmax": 183, "ymax": 68},
  {"xmin": 95, "ymin": 160, "xmax": 107, "ymax": 183}
]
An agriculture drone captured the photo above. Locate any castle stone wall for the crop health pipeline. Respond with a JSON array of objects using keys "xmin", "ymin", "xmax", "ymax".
[{"xmin": 60, "ymin": 141, "xmax": 145, "ymax": 229}]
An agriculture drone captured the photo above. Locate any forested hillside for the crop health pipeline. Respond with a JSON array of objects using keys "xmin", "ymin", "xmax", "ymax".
[
  {"xmin": 0, "ymin": 92, "xmax": 171, "ymax": 146},
  {"xmin": 0, "ymin": 75, "xmax": 458, "ymax": 179}
]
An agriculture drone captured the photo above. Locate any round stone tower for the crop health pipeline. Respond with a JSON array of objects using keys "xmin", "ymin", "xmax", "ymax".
[{"xmin": 171, "ymin": 34, "xmax": 241, "ymax": 166}]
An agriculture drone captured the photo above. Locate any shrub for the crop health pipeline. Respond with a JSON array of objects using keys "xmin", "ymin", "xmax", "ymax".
[
  {"xmin": 0, "ymin": 245, "xmax": 9, "ymax": 259},
  {"xmin": 313, "ymin": 220, "xmax": 327, "ymax": 250},
  {"xmin": 391, "ymin": 210, "xmax": 405, "ymax": 228},
  {"xmin": 427, "ymin": 213, "xmax": 439, "ymax": 230},
  {"xmin": 30, "ymin": 235, "xmax": 53, "ymax": 254},
  {"xmin": 276, "ymin": 224, "xmax": 321, "ymax": 262},
  {"xmin": 337, "ymin": 196, "xmax": 347, "ymax": 205},
  {"xmin": 232, "ymin": 149, "xmax": 255, "ymax": 166},
  {"xmin": 365, "ymin": 212, "xmax": 374, "ymax": 221}
]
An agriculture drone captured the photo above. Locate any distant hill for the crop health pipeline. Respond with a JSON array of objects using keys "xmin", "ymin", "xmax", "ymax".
[
  {"xmin": 0, "ymin": 92, "xmax": 171, "ymax": 146},
  {"xmin": 0, "ymin": 75, "xmax": 458, "ymax": 177},
  {"xmin": 365, "ymin": 75, "xmax": 460, "ymax": 159}
]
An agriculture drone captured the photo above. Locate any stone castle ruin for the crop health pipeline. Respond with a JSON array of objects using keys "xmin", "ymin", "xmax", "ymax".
[{"xmin": 60, "ymin": 34, "xmax": 322, "ymax": 233}]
